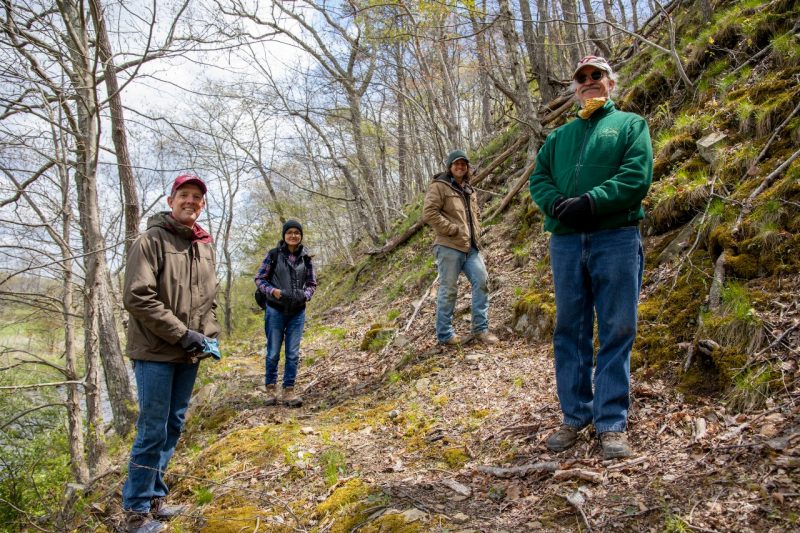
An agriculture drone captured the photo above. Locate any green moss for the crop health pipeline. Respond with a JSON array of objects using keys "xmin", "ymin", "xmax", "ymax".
[
  {"xmin": 441, "ymin": 447, "xmax": 470, "ymax": 469},
  {"xmin": 315, "ymin": 478, "xmax": 386, "ymax": 533},
  {"xmin": 360, "ymin": 323, "xmax": 395, "ymax": 351},
  {"xmin": 200, "ymin": 504, "xmax": 264, "ymax": 532},
  {"xmin": 633, "ymin": 257, "xmax": 711, "ymax": 372},
  {"xmin": 361, "ymin": 512, "xmax": 424, "ymax": 533},
  {"xmin": 512, "ymin": 288, "xmax": 556, "ymax": 341}
]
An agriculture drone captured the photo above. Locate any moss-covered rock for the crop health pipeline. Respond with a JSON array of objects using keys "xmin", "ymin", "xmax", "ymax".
[
  {"xmin": 361, "ymin": 323, "xmax": 396, "ymax": 351},
  {"xmin": 512, "ymin": 289, "xmax": 556, "ymax": 343}
]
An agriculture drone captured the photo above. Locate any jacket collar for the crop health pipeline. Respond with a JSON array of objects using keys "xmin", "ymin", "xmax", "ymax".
[{"xmin": 434, "ymin": 172, "xmax": 474, "ymax": 195}]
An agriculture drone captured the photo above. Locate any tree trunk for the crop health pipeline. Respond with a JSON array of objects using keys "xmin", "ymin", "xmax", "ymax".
[
  {"xmin": 533, "ymin": 0, "xmax": 560, "ymax": 101},
  {"xmin": 89, "ymin": 0, "xmax": 140, "ymax": 255},
  {"xmin": 468, "ymin": 5, "xmax": 494, "ymax": 137},
  {"xmin": 581, "ymin": 0, "xmax": 612, "ymax": 57},
  {"xmin": 394, "ymin": 42, "xmax": 411, "ymax": 202},
  {"xmin": 559, "ymin": 0, "xmax": 582, "ymax": 66},
  {"xmin": 60, "ymin": 0, "xmax": 136, "ymax": 438},
  {"xmin": 602, "ymin": 0, "xmax": 617, "ymax": 39}
]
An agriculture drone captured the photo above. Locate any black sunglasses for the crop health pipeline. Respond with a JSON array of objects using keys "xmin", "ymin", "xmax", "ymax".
[{"xmin": 575, "ymin": 70, "xmax": 605, "ymax": 84}]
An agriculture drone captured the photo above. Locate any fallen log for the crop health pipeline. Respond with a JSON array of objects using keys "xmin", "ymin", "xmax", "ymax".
[{"xmin": 475, "ymin": 461, "xmax": 558, "ymax": 478}]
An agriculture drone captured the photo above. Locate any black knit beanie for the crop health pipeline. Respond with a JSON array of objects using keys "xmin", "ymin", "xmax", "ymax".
[{"xmin": 282, "ymin": 219, "xmax": 303, "ymax": 240}]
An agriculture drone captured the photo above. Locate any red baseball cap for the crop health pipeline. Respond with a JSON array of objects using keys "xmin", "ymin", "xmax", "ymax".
[{"xmin": 170, "ymin": 173, "xmax": 207, "ymax": 195}]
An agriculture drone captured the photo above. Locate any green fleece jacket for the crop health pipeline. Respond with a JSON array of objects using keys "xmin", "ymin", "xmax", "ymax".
[{"xmin": 529, "ymin": 100, "xmax": 653, "ymax": 234}]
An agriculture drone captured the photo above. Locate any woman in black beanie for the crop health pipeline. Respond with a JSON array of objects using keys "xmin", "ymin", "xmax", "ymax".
[{"xmin": 254, "ymin": 220, "xmax": 317, "ymax": 406}]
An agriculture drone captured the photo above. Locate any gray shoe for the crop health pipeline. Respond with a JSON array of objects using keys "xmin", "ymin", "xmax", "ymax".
[
  {"xmin": 125, "ymin": 512, "xmax": 165, "ymax": 533},
  {"xmin": 546, "ymin": 424, "xmax": 582, "ymax": 452},
  {"xmin": 600, "ymin": 431, "xmax": 632, "ymax": 459},
  {"xmin": 151, "ymin": 497, "xmax": 187, "ymax": 520}
]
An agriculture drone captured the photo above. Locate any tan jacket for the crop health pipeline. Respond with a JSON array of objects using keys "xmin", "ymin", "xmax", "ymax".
[
  {"xmin": 123, "ymin": 213, "xmax": 220, "ymax": 363},
  {"xmin": 422, "ymin": 173, "xmax": 482, "ymax": 253}
]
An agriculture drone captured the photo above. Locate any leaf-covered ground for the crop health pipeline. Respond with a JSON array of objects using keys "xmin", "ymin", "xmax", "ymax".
[{"xmin": 98, "ymin": 216, "xmax": 799, "ymax": 532}]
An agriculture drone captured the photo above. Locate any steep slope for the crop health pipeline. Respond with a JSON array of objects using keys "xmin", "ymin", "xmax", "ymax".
[{"xmin": 92, "ymin": 0, "xmax": 800, "ymax": 530}]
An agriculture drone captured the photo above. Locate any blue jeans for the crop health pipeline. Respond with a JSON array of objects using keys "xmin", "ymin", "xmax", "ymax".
[
  {"xmin": 434, "ymin": 245, "xmax": 490, "ymax": 343},
  {"xmin": 550, "ymin": 226, "xmax": 643, "ymax": 434},
  {"xmin": 123, "ymin": 359, "xmax": 199, "ymax": 512},
  {"xmin": 264, "ymin": 306, "xmax": 305, "ymax": 387}
]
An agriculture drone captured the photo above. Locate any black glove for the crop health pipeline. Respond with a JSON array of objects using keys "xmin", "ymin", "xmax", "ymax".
[
  {"xmin": 179, "ymin": 329, "xmax": 205, "ymax": 353},
  {"xmin": 554, "ymin": 194, "xmax": 593, "ymax": 230},
  {"xmin": 550, "ymin": 197, "xmax": 566, "ymax": 217}
]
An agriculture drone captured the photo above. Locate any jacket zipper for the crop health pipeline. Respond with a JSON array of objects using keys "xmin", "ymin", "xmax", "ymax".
[{"xmin": 574, "ymin": 118, "xmax": 593, "ymax": 197}]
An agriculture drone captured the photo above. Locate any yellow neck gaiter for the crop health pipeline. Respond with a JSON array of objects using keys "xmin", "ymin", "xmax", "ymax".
[{"xmin": 578, "ymin": 97, "xmax": 607, "ymax": 119}]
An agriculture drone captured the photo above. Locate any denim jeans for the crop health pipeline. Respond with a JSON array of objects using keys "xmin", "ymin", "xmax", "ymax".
[
  {"xmin": 434, "ymin": 245, "xmax": 490, "ymax": 343},
  {"xmin": 122, "ymin": 359, "xmax": 199, "ymax": 512},
  {"xmin": 264, "ymin": 306, "xmax": 305, "ymax": 387},
  {"xmin": 550, "ymin": 226, "xmax": 643, "ymax": 434}
]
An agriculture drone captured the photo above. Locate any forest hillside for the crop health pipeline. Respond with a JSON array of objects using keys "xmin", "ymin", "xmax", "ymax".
[
  {"xmin": 1, "ymin": 0, "xmax": 799, "ymax": 531},
  {"xmin": 82, "ymin": 0, "xmax": 800, "ymax": 531}
]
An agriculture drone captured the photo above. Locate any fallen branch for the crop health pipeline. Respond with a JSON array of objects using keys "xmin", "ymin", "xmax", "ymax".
[
  {"xmin": 553, "ymin": 468, "xmax": 604, "ymax": 484},
  {"xmin": 403, "ymin": 275, "xmax": 438, "ymax": 334},
  {"xmin": 475, "ymin": 461, "xmax": 558, "ymax": 478},
  {"xmin": 472, "ymin": 133, "xmax": 530, "ymax": 186},
  {"xmin": 484, "ymin": 158, "xmax": 537, "ymax": 220},
  {"xmin": 366, "ymin": 219, "xmax": 424, "ymax": 257}
]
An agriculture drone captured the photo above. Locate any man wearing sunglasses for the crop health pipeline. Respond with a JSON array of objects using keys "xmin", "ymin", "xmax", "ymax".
[{"xmin": 529, "ymin": 55, "xmax": 653, "ymax": 459}]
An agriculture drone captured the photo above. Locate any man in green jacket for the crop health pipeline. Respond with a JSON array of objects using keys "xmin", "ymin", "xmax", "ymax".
[
  {"xmin": 423, "ymin": 150, "xmax": 498, "ymax": 346},
  {"xmin": 529, "ymin": 56, "xmax": 653, "ymax": 459},
  {"xmin": 122, "ymin": 174, "xmax": 220, "ymax": 532}
]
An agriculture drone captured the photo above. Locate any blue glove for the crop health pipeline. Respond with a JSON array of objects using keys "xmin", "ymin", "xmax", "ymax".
[
  {"xmin": 189, "ymin": 337, "xmax": 221, "ymax": 363},
  {"xmin": 554, "ymin": 194, "xmax": 593, "ymax": 230},
  {"xmin": 200, "ymin": 338, "xmax": 221, "ymax": 360},
  {"xmin": 179, "ymin": 329, "xmax": 205, "ymax": 353}
]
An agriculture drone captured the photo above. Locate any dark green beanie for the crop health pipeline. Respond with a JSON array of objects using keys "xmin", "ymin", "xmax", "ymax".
[{"xmin": 446, "ymin": 149, "xmax": 469, "ymax": 168}]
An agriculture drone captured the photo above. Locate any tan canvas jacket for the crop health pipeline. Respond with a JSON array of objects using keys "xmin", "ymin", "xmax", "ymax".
[
  {"xmin": 422, "ymin": 173, "xmax": 482, "ymax": 253},
  {"xmin": 123, "ymin": 213, "xmax": 220, "ymax": 363}
]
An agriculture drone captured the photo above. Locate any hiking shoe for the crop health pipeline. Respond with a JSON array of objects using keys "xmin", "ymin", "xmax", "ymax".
[
  {"xmin": 283, "ymin": 386, "xmax": 303, "ymax": 407},
  {"xmin": 265, "ymin": 383, "xmax": 278, "ymax": 406},
  {"xmin": 151, "ymin": 497, "xmax": 188, "ymax": 520},
  {"xmin": 125, "ymin": 511, "xmax": 165, "ymax": 533},
  {"xmin": 441, "ymin": 335, "xmax": 462, "ymax": 346},
  {"xmin": 600, "ymin": 431, "xmax": 632, "ymax": 459},
  {"xmin": 546, "ymin": 424, "xmax": 582, "ymax": 452},
  {"xmin": 475, "ymin": 331, "xmax": 499, "ymax": 344}
]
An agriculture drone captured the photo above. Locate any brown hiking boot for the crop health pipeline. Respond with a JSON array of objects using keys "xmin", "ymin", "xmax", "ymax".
[
  {"xmin": 283, "ymin": 386, "xmax": 303, "ymax": 407},
  {"xmin": 441, "ymin": 335, "xmax": 462, "ymax": 346},
  {"xmin": 546, "ymin": 424, "xmax": 582, "ymax": 452},
  {"xmin": 475, "ymin": 331, "xmax": 499, "ymax": 344},
  {"xmin": 151, "ymin": 497, "xmax": 188, "ymax": 520},
  {"xmin": 600, "ymin": 431, "xmax": 632, "ymax": 459},
  {"xmin": 125, "ymin": 511, "xmax": 165, "ymax": 533},
  {"xmin": 265, "ymin": 383, "xmax": 278, "ymax": 406}
]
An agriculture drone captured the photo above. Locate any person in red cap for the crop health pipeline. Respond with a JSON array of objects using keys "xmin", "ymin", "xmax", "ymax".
[
  {"xmin": 529, "ymin": 55, "xmax": 653, "ymax": 460},
  {"xmin": 121, "ymin": 173, "xmax": 219, "ymax": 532}
]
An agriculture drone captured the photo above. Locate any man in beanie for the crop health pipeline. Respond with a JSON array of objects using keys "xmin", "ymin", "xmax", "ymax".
[
  {"xmin": 122, "ymin": 173, "xmax": 220, "ymax": 532},
  {"xmin": 422, "ymin": 150, "xmax": 498, "ymax": 346},
  {"xmin": 254, "ymin": 219, "xmax": 317, "ymax": 406},
  {"xmin": 529, "ymin": 55, "xmax": 653, "ymax": 459}
]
